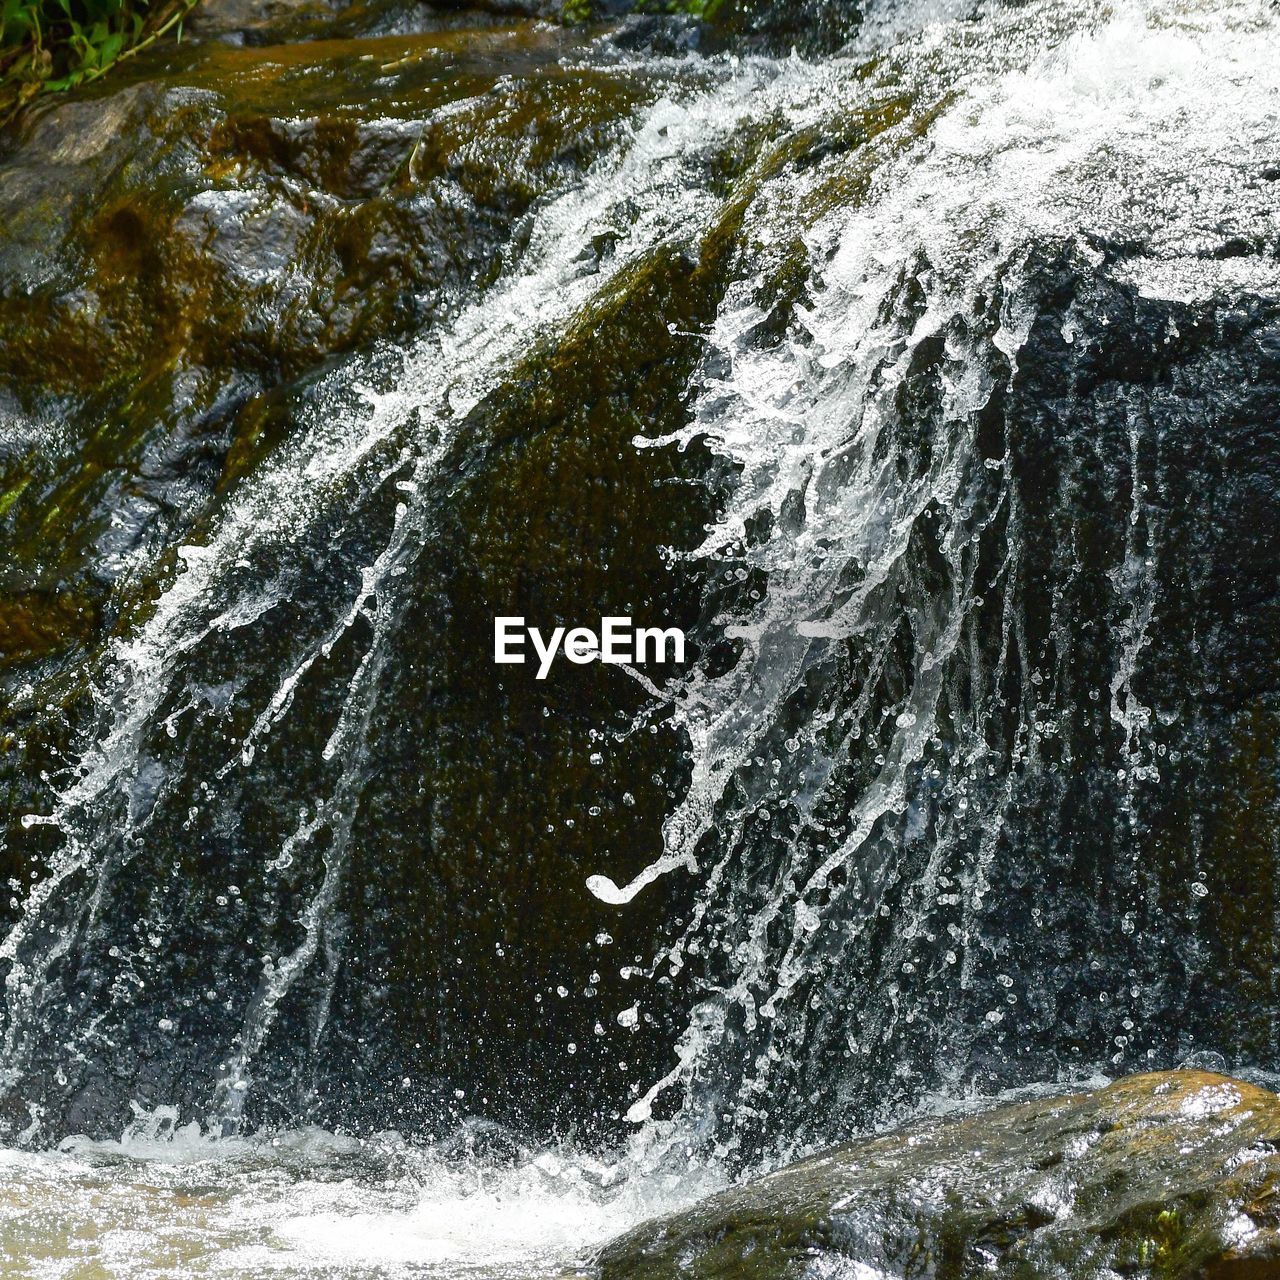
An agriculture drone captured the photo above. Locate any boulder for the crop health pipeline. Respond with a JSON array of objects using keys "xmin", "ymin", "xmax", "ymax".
[
  {"xmin": 0, "ymin": 3, "xmax": 780, "ymax": 1140},
  {"xmin": 0, "ymin": 19, "xmax": 651, "ymax": 672},
  {"xmin": 598, "ymin": 1071, "xmax": 1280, "ymax": 1279},
  {"xmin": 699, "ymin": 0, "xmax": 862, "ymax": 56}
]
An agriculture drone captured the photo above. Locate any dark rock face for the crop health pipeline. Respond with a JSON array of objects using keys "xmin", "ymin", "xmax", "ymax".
[
  {"xmin": 980, "ymin": 259, "xmax": 1280, "ymax": 1073},
  {"xmin": 657, "ymin": 237, "xmax": 1280, "ymax": 1162},
  {"xmin": 699, "ymin": 0, "xmax": 862, "ymax": 56},
  {"xmin": 598, "ymin": 1071, "xmax": 1280, "ymax": 1279},
  {"xmin": 943, "ymin": 256, "xmax": 1280, "ymax": 1089},
  {"xmin": 229, "ymin": 243, "xmax": 738, "ymax": 1138},
  {"xmin": 185, "ymin": 0, "xmax": 866, "ymax": 52}
]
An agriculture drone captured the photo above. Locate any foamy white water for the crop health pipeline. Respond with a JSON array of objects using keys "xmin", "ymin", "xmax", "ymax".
[
  {"xmin": 0, "ymin": 1108, "xmax": 722, "ymax": 1278},
  {"xmin": 589, "ymin": 0, "xmax": 1280, "ymax": 1157}
]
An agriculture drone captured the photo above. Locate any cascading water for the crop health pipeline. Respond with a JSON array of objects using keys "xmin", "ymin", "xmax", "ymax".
[
  {"xmin": 0, "ymin": 56, "xmax": 781, "ymax": 1143},
  {"xmin": 0, "ymin": 0, "xmax": 1278, "ymax": 1272},
  {"xmin": 596, "ymin": 0, "xmax": 1280, "ymax": 1167}
]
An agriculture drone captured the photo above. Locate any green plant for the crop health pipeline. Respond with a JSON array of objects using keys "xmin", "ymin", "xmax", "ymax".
[{"xmin": 1, "ymin": 0, "xmax": 197, "ymax": 125}]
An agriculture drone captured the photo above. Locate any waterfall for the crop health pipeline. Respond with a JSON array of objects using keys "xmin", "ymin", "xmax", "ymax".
[
  {"xmin": 0, "ymin": 59, "xmax": 807, "ymax": 1143},
  {"xmin": 1, "ymin": 0, "xmax": 1278, "ymax": 1189},
  {"xmin": 595, "ymin": 0, "xmax": 1280, "ymax": 1166}
]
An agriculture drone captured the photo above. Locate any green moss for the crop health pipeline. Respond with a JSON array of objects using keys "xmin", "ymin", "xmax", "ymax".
[
  {"xmin": 562, "ymin": 0, "xmax": 720, "ymax": 25},
  {"xmin": 636, "ymin": 0, "xmax": 721, "ymax": 16},
  {"xmin": 0, "ymin": 473, "xmax": 30, "ymax": 519}
]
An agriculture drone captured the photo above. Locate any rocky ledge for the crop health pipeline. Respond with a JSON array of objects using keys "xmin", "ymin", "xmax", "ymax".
[{"xmin": 598, "ymin": 1071, "xmax": 1280, "ymax": 1279}]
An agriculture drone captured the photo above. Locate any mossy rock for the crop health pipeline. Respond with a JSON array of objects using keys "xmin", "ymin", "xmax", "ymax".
[
  {"xmin": 697, "ymin": 0, "xmax": 861, "ymax": 55},
  {"xmin": 0, "ymin": 19, "xmax": 661, "ymax": 670},
  {"xmin": 0, "ymin": 19, "xmax": 820, "ymax": 1139},
  {"xmin": 597, "ymin": 1071, "xmax": 1280, "ymax": 1279},
  {"xmin": 0, "ymin": 592, "xmax": 96, "ymax": 667}
]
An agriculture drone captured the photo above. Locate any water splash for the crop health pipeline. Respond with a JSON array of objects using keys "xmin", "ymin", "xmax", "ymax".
[
  {"xmin": 597, "ymin": 0, "xmax": 1280, "ymax": 1163},
  {"xmin": 0, "ymin": 0, "xmax": 1275, "ymax": 1206},
  {"xmin": 0, "ymin": 1105, "xmax": 721, "ymax": 1278}
]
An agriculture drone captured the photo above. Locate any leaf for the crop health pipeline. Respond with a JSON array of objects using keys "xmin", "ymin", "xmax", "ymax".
[{"xmin": 2, "ymin": 0, "xmax": 200, "ymax": 120}]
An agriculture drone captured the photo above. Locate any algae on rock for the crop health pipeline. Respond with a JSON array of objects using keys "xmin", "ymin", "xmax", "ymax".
[{"xmin": 598, "ymin": 1071, "xmax": 1280, "ymax": 1280}]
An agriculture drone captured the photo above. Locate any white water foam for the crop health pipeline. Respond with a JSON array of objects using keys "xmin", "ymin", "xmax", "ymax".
[{"xmin": 0, "ymin": 1106, "xmax": 721, "ymax": 1278}]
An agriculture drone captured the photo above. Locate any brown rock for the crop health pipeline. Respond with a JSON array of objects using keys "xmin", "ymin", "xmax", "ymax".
[{"xmin": 598, "ymin": 1071, "xmax": 1280, "ymax": 1279}]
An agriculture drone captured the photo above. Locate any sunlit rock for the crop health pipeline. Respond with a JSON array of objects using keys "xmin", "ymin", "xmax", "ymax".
[{"xmin": 598, "ymin": 1071, "xmax": 1280, "ymax": 1279}]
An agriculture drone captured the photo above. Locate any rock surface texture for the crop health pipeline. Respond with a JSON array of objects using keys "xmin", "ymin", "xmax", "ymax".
[{"xmin": 599, "ymin": 1071, "xmax": 1280, "ymax": 1280}]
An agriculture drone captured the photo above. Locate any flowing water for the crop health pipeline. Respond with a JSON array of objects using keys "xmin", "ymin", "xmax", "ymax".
[
  {"xmin": 1, "ymin": 0, "xmax": 1278, "ymax": 1272},
  {"xmin": 0, "ymin": 1105, "xmax": 720, "ymax": 1277}
]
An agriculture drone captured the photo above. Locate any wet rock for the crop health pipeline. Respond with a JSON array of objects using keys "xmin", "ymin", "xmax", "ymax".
[
  {"xmin": 0, "ymin": 21, "xmax": 655, "ymax": 668},
  {"xmin": 0, "ymin": 593, "xmax": 96, "ymax": 668},
  {"xmin": 0, "ymin": 35, "xmax": 775, "ymax": 1138},
  {"xmin": 597, "ymin": 1071, "xmax": 1280, "ymax": 1280},
  {"xmin": 284, "ymin": 239, "xmax": 734, "ymax": 1138},
  {"xmin": 699, "ymin": 0, "xmax": 862, "ymax": 56},
  {"xmin": 186, "ymin": 0, "xmax": 529, "ymax": 46},
  {"xmin": 185, "ymin": 0, "xmax": 714, "ymax": 47},
  {"xmin": 666, "ymin": 233, "xmax": 1280, "ymax": 1160},
  {"xmin": 0, "ymin": 16, "xmax": 711, "ymax": 1142},
  {"xmin": 185, "ymin": 0, "xmax": 336, "ymax": 42}
]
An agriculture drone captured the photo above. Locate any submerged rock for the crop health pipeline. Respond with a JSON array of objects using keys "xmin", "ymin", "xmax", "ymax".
[{"xmin": 598, "ymin": 1071, "xmax": 1280, "ymax": 1279}]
